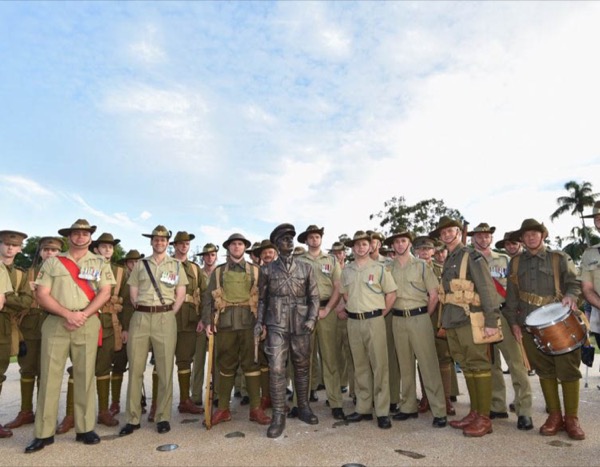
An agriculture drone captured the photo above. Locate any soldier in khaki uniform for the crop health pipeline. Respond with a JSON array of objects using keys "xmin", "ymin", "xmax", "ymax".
[
  {"xmin": 110, "ymin": 249, "xmax": 145, "ymax": 416},
  {"xmin": 341, "ymin": 231, "xmax": 397, "ymax": 429},
  {"xmin": 412, "ymin": 236, "xmax": 457, "ymax": 416},
  {"xmin": 5, "ymin": 237, "xmax": 62, "ymax": 432},
  {"xmin": 504, "ymin": 219, "xmax": 584, "ymax": 440},
  {"xmin": 0, "ymin": 245, "xmax": 16, "ymax": 438},
  {"xmin": 468, "ymin": 223, "xmax": 533, "ymax": 431},
  {"xmin": 0, "ymin": 231, "xmax": 33, "ymax": 437},
  {"xmin": 202, "ymin": 233, "xmax": 270, "ymax": 427},
  {"xmin": 582, "ymin": 201, "xmax": 600, "ymax": 379},
  {"xmin": 191, "ymin": 243, "xmax": 218, "ymax": 406},
  {"xmin": 430, "ymin": 216, "xmax": 500, "ymax": 438},
  {"xmin": 26, "ymin": 219, "xmax": 115, "ymax": 453},
  {"xmin": 119, "ymin": 225, "xmax": 188, "ymax": 436},
  {"xmin": 384, "ymin": 231, "xmax": 447, "ymax": 428},
  {"xmin": 170, "ymin": 231, "xmax": 204, "ymax": 415},
  {"xmin": 329, "ymin": 241, "xmax": 354, "ymax": 401},
  {"xmin": 296, "ymin": 225, "xmax": 345, "ymax": 420}
]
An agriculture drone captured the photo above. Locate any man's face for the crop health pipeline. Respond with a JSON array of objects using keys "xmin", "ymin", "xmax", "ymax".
[
  {"xmin": 392, "ymin": 237, "xmax": 411, "ymax": 256},
  {"xmin": 260, "ymin": 247, "xmax": 277, "ymax": 264},
  {"xmin": 96, "ymin": 243, "xmax": 114, "ymax": 260},
  {"xmin": 125, "ymin": 259, "xmax": 137, "ymax": 272},
  {"xmin": 439, "ymin": 226, "xmax": 459, "ymax": 246},
  {"xmin": 202, "ymin": 251, "xmax": 218, "ymax": 267},
  {"xmin": 353, "ymin": 239, "xmax": 371, "ymax": 259},
  {"xmin": 370, "ymin": 238, "xmax": 381, "ymax": 254},
  {"xmin": 276, "ymin": 234, "xmax": 294, "ymax": 257},
  {"xmin": 40, "ymin": 247, "xmax": 60, "ymax": 261},
  {"xmin": 69, "ymin": 230, "xmax": 91, "ymax": 249},
  {"xmin": 175, "ymin": 241, "xmax": 190, "ymax": 256},
  {"xmin": 472, "ymin": 232, "xmax": 492, "ymax": 251},
  {"xmin": 228, "ymin": 240, "xmax": 246, "ymax": 260},
  {"xmin": 151, "ymin": 236, "xmax": 168, "ymax": 254},
  {"xmin": 504, "ymin": 241, "xmax": 522, "ymax": 257},
  {"xmin": 0, "ymin": 242, "xmax": 21, "ymax": 260},
  {"xmin": 522, "ymin": 230, "xmax": 543, "ymax": 251},
  {"xmin": 415, "ymin": 246, "xmax": 434, "ymax": 261},
  {"xmin": 306, "ymin": 233, "xmax": 322, "ymax": 249},
  {"xmin": 434, "ymin": 249, "xmax": 448, "ymax": 263},
  {"xmin": 594, "ymin": 215, "xmax": 600, "ymax": 231},
  {"xmin": 333, "ymin": 250, "xmax": 346, "ymax": 264}
]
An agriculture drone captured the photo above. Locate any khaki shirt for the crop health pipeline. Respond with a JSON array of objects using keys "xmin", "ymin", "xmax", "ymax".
[
  {"xmin": 341, "ymin": 258, "xmax": 397, "ymax": 313},
  {"xmin": 297, "ymin": 251, "xmax": 341, "ymax": 301},
  {"xmin": 128, "ymin": 256, "xmax": 188, "ymax": 306},
  {"xmin": 390, "ymin": 255, "xmax": 438, "ymax": 310},
  {"xmin": 0, "ymin": 264, "xmax": 13, "ymax": 295},
  {"xmin": 580, "ymin": 244, "xmax": 600, "ymax": 291},
  {"xmin": 35, "ymin": 251, "xmax": 115, "ymax": 310}
]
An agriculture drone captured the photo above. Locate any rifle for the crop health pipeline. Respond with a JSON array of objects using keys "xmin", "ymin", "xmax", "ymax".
[
  {"xmin": 461, "ymin": 219, "xmax": 469, "ymax": 246},
  {"xmin": 203, "ymin": 312, "xmax": 216, "ymax": 430}
]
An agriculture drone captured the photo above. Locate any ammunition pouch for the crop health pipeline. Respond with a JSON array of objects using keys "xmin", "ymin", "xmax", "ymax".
[{"xmin": 518, "ymin": 291, "xmax": 557, "ymax": 307}]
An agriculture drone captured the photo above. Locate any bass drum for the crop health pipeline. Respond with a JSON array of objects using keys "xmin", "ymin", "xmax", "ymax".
[{"xmin": 524, "ymin": 303, "xmax": 587, "ymax": 355}]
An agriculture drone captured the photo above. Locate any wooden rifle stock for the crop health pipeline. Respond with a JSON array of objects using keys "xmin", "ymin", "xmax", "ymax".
[{"xmin": 204, "ymin": 315, "xmax": 216, "ymax": 430}]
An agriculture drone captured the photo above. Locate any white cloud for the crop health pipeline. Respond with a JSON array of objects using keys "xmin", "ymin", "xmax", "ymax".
[
  {"xmin": 69, "ymin": 194, "xmax": 142, "ymax": 230},
  {"xmin": 138, "ymin": 211, "xmax": 152, "ymax": 221},
  {"xmin": 0, "ymin": 175, "xmax": 57, "ymax": 205}
]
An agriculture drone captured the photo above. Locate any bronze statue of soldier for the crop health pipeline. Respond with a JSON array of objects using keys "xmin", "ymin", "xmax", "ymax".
[{"xmin": 255, "ymin": 223, "xmax": 320, "ymax": 438}]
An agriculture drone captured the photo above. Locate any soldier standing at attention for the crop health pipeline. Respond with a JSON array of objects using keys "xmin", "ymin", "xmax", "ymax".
[
  {"xmin": 110, "ymin": 249, "xmax": 145, "ymax": 416},
  {"xmin": 170, "ymin": 231, "xmax": 204, "ymax": 415},
  {"xmin": 429, "ymin": 216, "xmax": 499, "ymax": 438},
  {"xmin": 0, "ymin": 231, "xmax": 30, "ymax": 438},
  {"xmin": 342, "ymin": 231, "xmax": 397, "ymax": 429},
  {"xmin": 5, "ymin": 237, "xmax": 63, "ymax": 432},
  {"xmin": 119, "ymin": 225, "xmax": 187, "ymax": 436},
  {"xmin": 296, "ymin": 225, "xmax": 345, "ymax": 420},
  {"xmin": 25, "ymin": 219, "xmax": 114, "ymax": 453},
  {"xmin": 468, "ymin": 223, "xmax": 533, "ymax": 431},
  {"xmin": 191, "ymin": 243, "xmax": 218, "ymax": 406},
  {"xmin": 202, "ymin": 233, "xmax": 271, "ymax": 426},
  {"xmin": 0, "ymin": 262, "xmax": 13, "ymax": 438},
  {"xmin": 384, "ymin": 231, "xmax": 447, "ymax": 428},
  {"xmin": 504, "ymin": 219, "xmax": 584, "ymax": 440}
]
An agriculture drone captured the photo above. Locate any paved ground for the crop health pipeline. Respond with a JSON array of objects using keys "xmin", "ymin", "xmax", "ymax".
[{"xmin": 1, "ymin": 360, "xmax": 599, "ymax": 467}]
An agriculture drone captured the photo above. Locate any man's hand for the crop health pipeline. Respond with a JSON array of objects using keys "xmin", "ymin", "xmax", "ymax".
[
  {"xmin": 205, "ymin": 323, "xmax": 216, "ymax": 337},
  {"xmin": 483, "ymin": 327, "xmax": 498, "ymax": 338},
  {"xmin": 66, "ymin": 311, "xmax": 86, "ymax": 329},
  {"xmin": 302, "ymin": 320, "xmax": 316, "ymax": 333},
  {"xmin": 562, "ymin": 295, "xmax": 578, "ymax": 311},
  {"xmin": 318, "ymin": 307, "xmax": 329, "ymax": 320},
  {"xmin": 196, "ymin": 321, "xmax": 205, "ymax": 333},
  {"xmin": 122, "ymin": 330, "xmax": 129, "ymax": 344}
]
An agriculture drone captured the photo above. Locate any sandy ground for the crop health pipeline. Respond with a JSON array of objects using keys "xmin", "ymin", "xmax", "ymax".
[{"xmin": 1, "ymin": 358, "xmax": 599, "ymax": 467}]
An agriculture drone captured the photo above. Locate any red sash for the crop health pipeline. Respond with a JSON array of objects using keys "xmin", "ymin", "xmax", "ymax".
[
  {"xmin": 493, "ymin": 278, "xmax": 507, "ymax": 299},
  {"xmin": 57, "ymin": 256, "xmax": 102, "ymax": 346}
]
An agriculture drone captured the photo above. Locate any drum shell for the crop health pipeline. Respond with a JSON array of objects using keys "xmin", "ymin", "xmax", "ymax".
[{"xmin": 525, "ymin": 308, "xmax": 586, "ymax": 355}]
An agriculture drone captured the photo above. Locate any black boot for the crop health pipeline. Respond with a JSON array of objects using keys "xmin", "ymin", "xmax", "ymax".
[
  {"xmin": 267, "ymin": 412, "xmax": 286, "ymax": 438},
  {"xmin": 295, "ymin": 366, "xmax": 319, "ymax": 425}
]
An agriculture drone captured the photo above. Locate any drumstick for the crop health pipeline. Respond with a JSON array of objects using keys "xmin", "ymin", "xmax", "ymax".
[{"xmin": 517, "ymin": 339, "xmax": 531, "ymax": 372}]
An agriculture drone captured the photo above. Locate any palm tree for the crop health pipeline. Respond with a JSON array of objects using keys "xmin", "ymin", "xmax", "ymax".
[{"xmin": 550, "ymin": 180, "xmax": 598, "ymax": 245}]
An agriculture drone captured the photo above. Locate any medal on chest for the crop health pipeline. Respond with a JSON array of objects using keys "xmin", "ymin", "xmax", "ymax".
[
  {"xmin": 322, "ymin": 263, "xmax": 331, "ymax": 275},
  {"xmin": 160, "ymin": 271, "xmax": 178, "ymax": 286}
]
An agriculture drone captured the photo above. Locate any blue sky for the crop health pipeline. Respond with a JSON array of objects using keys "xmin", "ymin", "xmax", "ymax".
[{"xmin": 1, "ymin": 1, "xmax": 599, "ymax": 256}]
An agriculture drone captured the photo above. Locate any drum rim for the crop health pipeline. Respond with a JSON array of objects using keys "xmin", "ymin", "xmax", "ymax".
[{"xmin": 524, "ymin": 303, "xmax": 570, "ymax": 328}]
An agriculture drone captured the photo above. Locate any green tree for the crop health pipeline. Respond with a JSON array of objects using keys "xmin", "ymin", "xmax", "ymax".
[
  {"xmin": 550, "ymin": 180, "xmax": 598, "ymax": 245},
  {"xmin": 370, "ymin": 197, "xmax": 464, "ymax": 236},
  {"xmin": 561, "ymin": 225, "xmax": 600, "ymax": 263}
]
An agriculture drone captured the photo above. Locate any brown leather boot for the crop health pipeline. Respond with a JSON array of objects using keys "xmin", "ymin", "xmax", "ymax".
[
  {"xmin": 178, "ymin": 398, "xmax": 204, "ymax": 415},
  {"xmin": 98, "ymin": 409, "xmax": 119, "ymax": 427},
  {"xmin": 445, "ymin": 397, "xmax": 456, "ymax": 416},
  {"xmin": 56, "ymin": 415, "xmax": 74, "ymax": 435},
  {"xmin": 0, "ymin": 424, "xmax": 12, "ymax": 438},
  {"xmin": 4, "ymin": 410, "xmax": 35, "ymax": 429},
  {"xmin": 449, "ymin": 410, "xmax": 478, "ymax": 429},
  {"xmin": 418, "ymin": 396, "xmax": 430, "ymax": 413},
  {"xmin": 109, "ymin": 401, "xmax": 120, "ymax": 416},
  {"xmin": 539, "ymin": 412, "xmax": 564, "ymax": 436},
  {"xmin": 564, "ymin": 415, "xmax": 585, "ymax": 440},
  {"xmin": 147, "ymin": 403, "xmax": 157, "ymax": 423},
  {"xmin": 211, "ymin": 408, "xmax": 232, "ymax": 425},
  {"xmin": 463, "ymin": 414, "xmax": 493, "ymax": 437},
  {"xmin": 249, "ymin": 407, "xmax": 272, "ymax": 425}
]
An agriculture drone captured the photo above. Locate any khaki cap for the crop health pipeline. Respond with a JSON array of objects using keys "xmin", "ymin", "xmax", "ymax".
[
  {"xmin": 93, "ymin": 232, "xmax": 121, "ymax": 246},
  {"xmin": 297, "ymin": 225, "xmax": 324, "ymax": 244},
  {"xmin": 467, "ymin": 223, "xmax": 496, "ymax": 236},
  {"xmin": 0, "ymin": 230, "xmax": 28, "ymax": 246},
  {"xmin": 223, "ymin": 233, "xmax": 251, "ymax": 249},
  {"xmin": 39, "ymin": 236, "xmax": 64, "ymax": 250},
  {"xmin": 293, "ymin": 246, "xmax": 306, "ymax": 256},
  {"xmin": 413, "ymin": 236, "xmax": 436, "ymax": 249},
  {"xmin": 516, "ymin": 218, "xmax": 548, "ymax": 238},
  {"xmin": 582, "ymin": 201, "xmax": 600, "ymax": 219},
  {"xmin": 495, "ymin": 231, "xmax": 521, "ymax": 250},
  {"xmin": 197, "ymin": 243, "xmax": 219, "ymax": 256},
  {"xmin": 345, "ymin": 230, "xmax": 371, "ymax": 248},
  {"xmin": 367, "ymin": 230, "xmax": 385, "ymax": 242},
  {"xmin": 429, "ymin": 216, "xmax": 462, "ymax": 239},
  {"xmin": 58, "ymin": 219, "xmax": 96, "ymax": 237},
  {"xmin": 328, "ymin": 241, "xmax": 346, "ymax": 253},
  {"xmin": 142, "ymin": 225, "xmax": 172, "ymax": 239},
  {"xmin": 256, "ymin": 238, "xmax": 279, "ymax": 256},
  {"xmin": 170, "ymin": 231, "xmax": 196, "ymax": 245},
  {"xmin": 118, "ymin": 249, "xmax": 145, "ymax": 264},
  {"xmin": 383, "ymin": 230, "xmax": 414, "ymax": 246}
]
